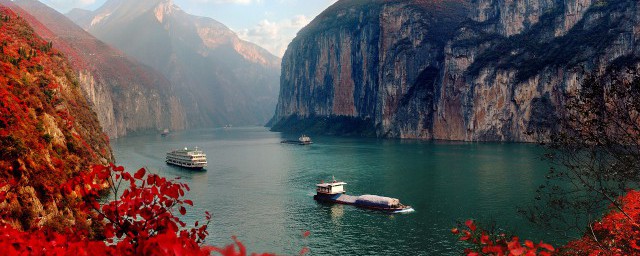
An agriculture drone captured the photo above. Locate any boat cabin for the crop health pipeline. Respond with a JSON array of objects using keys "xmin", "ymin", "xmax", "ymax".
[
  {"xmin": 299, "ymin": 135, "xmax": 312, "ymax": 144},
  {"xmin": 316, "ymin": 180, "xmax": 347, "ymax": 195}
]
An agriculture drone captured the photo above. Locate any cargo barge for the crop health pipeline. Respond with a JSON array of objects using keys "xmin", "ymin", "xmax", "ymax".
[
  {"xmin": 281, "ymin": 135, "xmax": 313, "ymax": 145},
  {"xmin": 313, "ymin": 178, "xmax": 414, "ymax": 213}
]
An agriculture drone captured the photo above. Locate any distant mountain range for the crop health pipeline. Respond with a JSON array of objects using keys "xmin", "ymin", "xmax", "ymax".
[{"xmin": 66, "ymin": 0, "xmax": 281, "ymax": 128}]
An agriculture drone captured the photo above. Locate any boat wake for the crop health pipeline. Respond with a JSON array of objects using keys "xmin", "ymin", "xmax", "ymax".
[{"xmin": 393, "ymin": 207, "xmax": 415, "ymax": 214}]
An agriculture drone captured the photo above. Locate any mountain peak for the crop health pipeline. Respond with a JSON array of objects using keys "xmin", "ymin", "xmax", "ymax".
[
  {"xmin": 85, "ymin": 0, "xmax": 175, "ymax": 27},
  {"xmin": 153, "ymin": 0, "xmax": 179, "ymax": 23}
]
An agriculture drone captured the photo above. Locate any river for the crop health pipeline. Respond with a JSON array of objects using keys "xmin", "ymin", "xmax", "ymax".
[{"xmin": 111, "ymin": 126, "xmax": 561, "ymax": 255}]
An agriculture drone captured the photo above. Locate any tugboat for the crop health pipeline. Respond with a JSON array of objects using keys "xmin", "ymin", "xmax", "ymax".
[
  {"xmin": 313, "ymin": 177, "xmax": 414, "ymax": 213},
  {"xmin": 165, "ymin": 147, "xmax": 207, "ymax": 170},
  {"xmin": 161, "ymin": 128, "xmax": 170, "ymax": 137}
]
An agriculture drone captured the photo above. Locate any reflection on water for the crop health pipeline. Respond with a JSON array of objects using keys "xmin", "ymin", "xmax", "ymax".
[
  {"xmin": 112, "ymin": 127, "xmax": 563, "ymax": 255},
  {"xmin": 330, "ymin": 205, "xmax": 344, "ymax": 224}
]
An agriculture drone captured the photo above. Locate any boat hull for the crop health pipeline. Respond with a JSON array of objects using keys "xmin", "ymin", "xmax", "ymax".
[
  {"xmin": 281, "ymin": 140, "xmax": 313, "ymax": 145},
  {"xmin": 166, "ymin": 161, "xmax": 205, "ymax": 170},
  {"xmin": 314, "ymin": 193, "xmax": 413, "ymax": 213}
]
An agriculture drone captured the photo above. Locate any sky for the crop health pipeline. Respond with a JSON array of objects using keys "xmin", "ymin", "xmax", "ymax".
[{"xmin": 39, "ymin": 0, "xmax": 338, "ymax": 57}]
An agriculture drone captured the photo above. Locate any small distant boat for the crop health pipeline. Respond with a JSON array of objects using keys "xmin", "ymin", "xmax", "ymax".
[
  {"xmin": 281, "ymin": 134, "xmax": 313, "ymax": 145},
  {"xmin": 166, "ymin": 147, "xmax": 207, "ymax": 170},
  {"xmin": 161, "ymin": 129, "xmax": 170, "ymax": 137},
  {"xmin": 298, "ymin": 135, "xmax": 312, "ymax": 145},
  {"xmin": 313, "ymin": 177, "xmax": 414, "ymax": 213}
]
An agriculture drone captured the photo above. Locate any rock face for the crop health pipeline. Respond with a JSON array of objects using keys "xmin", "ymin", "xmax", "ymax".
[
  {"xmin": 272, "ymin": 0, "xmax": 640, "ymax": 141},
  {"xmin": 67, "ymin": 0, "xmax": 281, "ymax": 127},
  {"xmin": 0, "ymin": 6, "xmax": 112, "ymax": 230},
  {"xmin": 4, "ymin": 0, "xmax": 186, "ymax": 138}
]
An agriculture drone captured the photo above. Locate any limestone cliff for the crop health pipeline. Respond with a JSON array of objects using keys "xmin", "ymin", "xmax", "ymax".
[{"xmin": 272, "ymin": 0, "xmax": 640, "ymax": 141}]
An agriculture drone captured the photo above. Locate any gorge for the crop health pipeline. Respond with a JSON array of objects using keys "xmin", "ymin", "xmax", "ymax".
[{"xmin": 67, "ymin": 0, "xmax": 281, "ymax": 129}]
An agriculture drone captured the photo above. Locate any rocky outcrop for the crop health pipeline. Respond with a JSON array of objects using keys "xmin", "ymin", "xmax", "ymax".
[
  {"xmin": 272, "ymin": 0, "xmax": 640, "ymax": 141},
  {"xmin": 76, "ymin": 71, "xmax": 185, "ymax": 137},
  {"xmin": 0, "ymin": 6, "xmax": 112, "ymax": 230},
  {"xmin": 67, "ymin": 0, "xmax": 281, "ymax": 127},
  {"xmin": 5, "ymin": 0, "xmax": 186, "ymax": 138}
]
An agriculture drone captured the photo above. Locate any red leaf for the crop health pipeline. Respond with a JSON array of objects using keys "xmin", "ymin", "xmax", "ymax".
[
  {"xmin": 134, "ymin": 168, "xmax": 146, "ymax": 180},
  {"xmin": 184, "ymin": 200, "xmax": 193, "ymax": 206},
  {"xmin": 302, "ymin": 230, "xmax": 311, "ymax": 238},
  {"xmin": 510, "ymin": 247, "xmax": 526, "ymax": 256},
  {"xmin": 465, "ymin": 219, "xmax": 477, "ymax": 231},
  {"xmin": 525, "ymin": 240, "xmax": 534, "ymax": 249},
  {"xmin": 179, "ymin": 206, "xmax": 186, "ymax": 215},
  {"xmin": 480, "ymin": 233, "xmax": 489, "ymax": 244},
  {"xmin": 92, "ymin": 165, "xmax": 106, "ymax": 172},
  {"xmin": 147, "ymin": 174, "xmax": 155, "ymax": 186},
  {"xmin": 538, "ymin": 242, "xmax": 555, "ymax": 252},
  {"xmin": 460, "ymin": 230, "xmax": 471, "ymax": 241}
]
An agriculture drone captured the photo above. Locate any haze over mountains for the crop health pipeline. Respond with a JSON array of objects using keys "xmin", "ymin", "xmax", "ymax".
[
  {"xmin": 66, "ymin": 0, "xmax": 281, "ymax": 128},
  {"xmin": 3, "ymin": 0, "xmax": 186, "ymax": 138}
]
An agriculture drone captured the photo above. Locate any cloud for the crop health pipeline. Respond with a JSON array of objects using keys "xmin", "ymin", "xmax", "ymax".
[{"xmin": 237, "ymin": 14, "xmax": 310, "ymax": 57}]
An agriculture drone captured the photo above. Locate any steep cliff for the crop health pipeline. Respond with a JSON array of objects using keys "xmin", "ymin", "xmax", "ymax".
[
  {"xmin": 4, "ymin": 0, "xmax": 186, "ymax": 138},
  {"xmin": 67, "ymin": 0, "xmax": 280, "ymax": 127},
  {"xmin": 272, "ymin": 0, "xmax": 640, "ymax": 141},
  {"xmin": 0, "ymin": 6, "xmax": 112, "ymax": 230}
]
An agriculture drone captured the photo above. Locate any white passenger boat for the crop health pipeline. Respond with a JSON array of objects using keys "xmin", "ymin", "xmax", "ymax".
[
  {"xmin": 281, "ymin": 134, "xmax": 314, "ymax": 145},
  {"xmin": 298, "ymin": 135, "xmax": 313, "ymax": 145},
  {"xmin": 166, "ymin": 147, "xmax": 207, "ymax": 170}
]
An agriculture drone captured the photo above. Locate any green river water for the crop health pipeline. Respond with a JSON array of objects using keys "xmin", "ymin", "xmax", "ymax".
[{"xmin": 111, "ymin": 126, "xmax": 564, "ymax": 255}]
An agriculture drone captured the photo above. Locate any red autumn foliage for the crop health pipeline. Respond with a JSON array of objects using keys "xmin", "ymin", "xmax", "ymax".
[
  {"xmin": 64, "ymin": 164, "xmax": 212, "ymax": 254},
  {"xmin": 0, "ymin": 164, "xmax": 213, "ymax": 255},
  {"xmin": 455, "ymin": 190, "xmax": 640, "ymax": 255},
  {"xmin": 452, "ymin": 219, "xmax": 555, "ymax": 256},
  {"xmin": 0, "ymin": 5, "xmax": 112, "ymax": 231},
  {"xmin": 562, "ymin": 190, "xmax": 640, "ymax": 255}
]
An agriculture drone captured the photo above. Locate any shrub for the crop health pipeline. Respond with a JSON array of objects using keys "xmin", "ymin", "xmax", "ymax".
[{"xmin": 41, "ymin": 133, "xmax": 52, "ymax": 144}]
